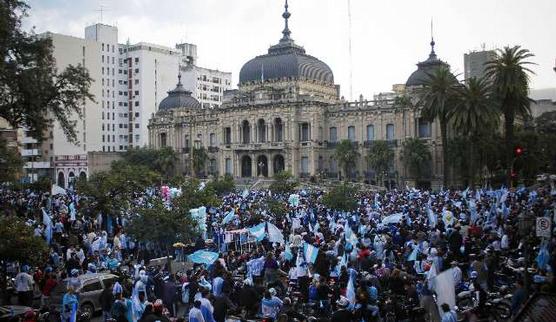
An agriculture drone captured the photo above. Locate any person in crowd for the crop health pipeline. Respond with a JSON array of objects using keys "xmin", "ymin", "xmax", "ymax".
[{"xmin": 15, "ymin": 265, "xmax": 34, "ymax": 307}]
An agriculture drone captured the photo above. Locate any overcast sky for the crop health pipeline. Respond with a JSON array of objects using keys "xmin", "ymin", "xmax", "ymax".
[{"xmin": 25, "ymin": 0, "xmax": 556, "ymax": 100}]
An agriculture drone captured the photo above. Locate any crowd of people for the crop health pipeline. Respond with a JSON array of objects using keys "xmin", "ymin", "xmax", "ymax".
[{"xmin": 1, "ymin": 182, "xmax": 555, "ymax": 322}]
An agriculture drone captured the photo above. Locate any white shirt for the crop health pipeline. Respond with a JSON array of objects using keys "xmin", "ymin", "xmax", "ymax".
[{"xmin": 15, "ymin": 272, "xmax": 33, "ymax": 292}]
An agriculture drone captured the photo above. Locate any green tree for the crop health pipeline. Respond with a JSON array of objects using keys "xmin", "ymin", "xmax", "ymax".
[
  {"xmin": 192, "ymin": 147, "xmax": 208, "ymax": 177},
  {"xmin": 127, "ymin": 198, "xmax": 200, "ymax": 250},
  {"xmin": 269, "ymin": 171, "xmax": 297, "ymax": 195},
  {"xmin": 366, "ymin": 140, "xmax": 394, "ymax": 187},
  {"xmin": 401, "ymin": 138, "xmax": 431, "ymax": 181},
  {"xmin": 485, "ymin": 46, "xmax": 535, "ymax": 184},
  {"xmin": 535, "ymin": 111, "xmax": 556, "ymax": 135},
  {"xmin": 0, "ymin": 216, "xmax": 48, "ymax": 266},
  {"xmin": 448, "ymin": 77, "xmax": 499, "ymax": 185},
  {"xmin": 419, "ymin": 66, "xmax": 459, "ymax": 187},
  {"xmin": 322, "ymin": 183, "xmax": 358, "ymax": 211},
  {"xmin": 335, "ymin": 140, "xmax": 360, "ymax": 181},
  {"xmin": 76, "ymin": 164, "xmax": 159, "ymax": 217},
  {"xmin": 122, "ymin": 147, "xmax": 178, "ymax": 178},
  {"xmin": 175, "ymin": 177, "xmax": 220, "ymax": 210},
  {"xmin": 0, "ymin": 137, "xmax": 23, "ymax": 183},
  {"xmin": 0, "ymin": 1, "xmax": 94, "ymax": 142},
  {"xmin": 208, "ymin": 174, "xmax": 236, "ymax": 196}
]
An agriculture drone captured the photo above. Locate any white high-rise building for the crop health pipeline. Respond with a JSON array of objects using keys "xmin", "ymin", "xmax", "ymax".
[{"xmin": 40, "ymin": 24, "xmax": 231, "ymax": 187}]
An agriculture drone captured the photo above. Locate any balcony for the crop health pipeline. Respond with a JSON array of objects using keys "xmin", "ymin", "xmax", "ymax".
[
  {"xmin": 24, "ymin": 161, "xmax": 51, "ymax": 169},
  {"xmin": 326, "ymin": 141, "xmax": 338, "ymax": 149},
  {"xmin": 208, "ymin": 146, "xmax": 219, "ymax": 153},
  {"xmin": 21, "ymin": 149, "xmax": 41, "ymax": 157}
]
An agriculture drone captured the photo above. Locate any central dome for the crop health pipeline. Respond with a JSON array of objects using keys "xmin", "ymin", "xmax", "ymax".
[
  {"xmin": 406, "ymin": 40, "xmax": 453, "ymax": 87},
  {"xmin": 239, "ymin": 0, "xmax": 334, "ymax": 85}
]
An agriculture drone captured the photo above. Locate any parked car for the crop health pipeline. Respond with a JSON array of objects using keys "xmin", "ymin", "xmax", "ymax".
[{"xmin": 49, "ymin": 273, "xmax": 118, "ymax": 316}]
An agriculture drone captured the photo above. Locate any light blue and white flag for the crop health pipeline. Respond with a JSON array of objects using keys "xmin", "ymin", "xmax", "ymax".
[
  {"xmin": 288, "ymin": 194, "xmax": 300, "ymax": 207},
  {"xmin": 427, "ymin": 207, "xmax": 437, "ymax": 228},
  {"xmin": 284, "ymin": 244, "xmax": 293, "ymax": 261},
  {"xmin": 42, "ymin": 208, "xmax": 53, "ymax": 244},
  {"xmin": 382, "ymin": 213, "xmax": 404, "ymax": 225},
  {"xmin": 188, "ymin": 250, "xmax": 219, "ymax": 265},
  {"xmin": 346, "ymin": 268, "xmax": 356, "ymax": 305},
  {"xmin": 248, "ymin": 223, "xmax": 266, "ymax": 242},
  {"xmin": 303, "ymin": 242, "xmax": 319, "ymax": 264},
  {"xmin": 267, "ymin": 222, "xmax": 284, "ymax": 244},
  {"xmin": 222, "ymin": 209, "xmax": 236, "ymax": 225},
  {"xmin": 242, "ymin": 189, "xmax": 249, "ymax": 198}
]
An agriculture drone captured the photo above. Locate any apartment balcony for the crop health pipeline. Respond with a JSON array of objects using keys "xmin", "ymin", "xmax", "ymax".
[
  {"xmin": 21, "ymin": 149, "xmax": 41, "ymax": 157},
  {"xmin": 24, "ymin": 161, "xmax": 51, "ymax": 169},
  {"xmin": 234, "ymin": 141, "xmax": 286, "ymax": 151},
  {"xmin": 207, "ymin": 146, "xmax": 219, "ymax": 153}
]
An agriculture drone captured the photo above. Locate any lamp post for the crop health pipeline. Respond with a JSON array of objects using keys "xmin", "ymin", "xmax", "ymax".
[{"xmin": 518, "ymin": 211, "xmax": 535, "ymax": 294}]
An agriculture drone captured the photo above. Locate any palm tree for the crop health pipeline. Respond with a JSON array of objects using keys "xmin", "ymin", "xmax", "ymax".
[
  {"xmin": 401, "ymin": 138, "xmax": 431, "ymax": 181},
  {"xmin": 484, "ymin": 46, "xmax": 535, "ymax": 184},
  {"xmin": 366, "ymin": 140, "xmax": 394, "ymax": 186},
  {"xmin": 419, "ymin": 66, "xmax": 459, "ymax": 188},
  {"xmin": 156, "ymin": 147, "xmax": 179, "ymax": 178},
  {"xmin": 192, "ymin": 146, "xmax": 208, "ymax": 177},
  {"xmin": 335, "ymin": 140, "xmax": 360, "ymax": 181},
  {"xmin": 448, "ymin": 77, "xmax": 500, "ymax": 185}
]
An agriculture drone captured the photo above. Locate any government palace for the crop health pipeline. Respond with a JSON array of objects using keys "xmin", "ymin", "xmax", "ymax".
[{"xmin": 148, "ymin": 1, "xmax": 451, "ymax": 189}]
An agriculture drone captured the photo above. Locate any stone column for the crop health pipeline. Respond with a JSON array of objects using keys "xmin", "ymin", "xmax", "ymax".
[{"xmin": 268, "ymin": 153, "xmax": 274, "ymax": 177}]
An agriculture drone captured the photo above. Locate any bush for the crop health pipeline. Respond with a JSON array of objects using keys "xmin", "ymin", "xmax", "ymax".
[
  {"xmin": 269, "ymin": 171, "xmax": 297, "ymax": 195},
  {"xmin": 208, "ymin": 175, "xmax": 236, "ymax": 196},
  {"xmin": 322, "ymin": 183, "xmax": 358, "ymax": 211}
]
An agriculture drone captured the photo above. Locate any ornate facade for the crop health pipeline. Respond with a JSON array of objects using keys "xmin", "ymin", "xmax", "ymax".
[{"xmin": 148, "ymin": 1, "xmax": 451, "ymax": 188}]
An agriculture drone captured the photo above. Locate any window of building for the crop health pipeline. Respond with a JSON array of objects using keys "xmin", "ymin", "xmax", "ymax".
[
  {"xmin": 209, "ymin": 159, "xmax": 217, "ymax": 174},
  {"xmin": 135, "ymin": 57, "xmax": 139, "ymax": 63},
  {"xmin": 329, "ymin": 127, "xmax": 337, "ymax": 142},
  {"xmin": 101, "ymin": 55, "xmax": 104, "ymax": 63},
  {"xmin": 274, "ymin": 118, "xmax": 283, "ymax": 142},
  {"xmin": 301, "ymin": 157, "xmax": 309, "ymax": 174},
  {"xmin": 101, "ymin": 112, "xmax": 104, "ymax": 120},
  {"xmin": 348, "ymin": 126, "xmax": 356, "ymax": 142},
  {"xmin": 135, "ymin": 101, "xmax": 139, "ymax": 107},
  {"xmin": 135, "ymin": 112, "xmax": 139, "ymax": 117},
  {"xmin": 102, "ymin": 43, "xmax": 104, "ymax": 51},
  {"xmin": 209, "ymin": 133, "xmax": 216, "ymax": 146},
  {"xmin": 160, "ymin": 133, "xmax": 167, "ymax": 147},
  {"xmin": 134, "ymin": 90, "xmax": 139, "ymax": 95},
  {"xmin": 224, "ymin": 127, "xmax": 232, "ymax": 144},
  {"xmin": 225, "ymin": 158, "xmax": 232, "ymax": 175},
  {"xmin": 300, "ymin": 123, "xmax": 310, "ymax": 142},
  {"xmin": 135, "ymin": 135, "xmax": 140, "ymax": 142},
  {"xmin": 134, "ymin": 123, "xmax": 139, "ymax": 129},
  {"xmin": 418, "ymin": 118, "xmax": 431, "ymax": 138},
  {"xmin": 366, "ymin": 125, "xmax": 375, "ymax": 141},
  {"xmin": 134, "ymin": 68, "xmax": 139, "ymax": 73},
  {"xmin": 386, "ymin": 124, "xmax": 395, "ymax": 140},
  {"xmin": 102, "ymin": 135, "xmax": 105, "ymax": 142},
  {"xmin": 134, "ymin": 79, "xmax": 139, "ymax": 85},
  {"xmin": 102, "ymin": 124, "xmax": 104, "ymax": 131}
]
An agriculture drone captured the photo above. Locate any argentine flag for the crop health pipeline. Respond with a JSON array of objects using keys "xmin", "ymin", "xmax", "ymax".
[
  {"xmin": 346, "ymin": 268, "xmax": 356, "ymax": 305},
  {"xmin": 303, "ymin": 242, "xmax": 319, "ymax": 264},
  {"xmin": 222, "ymin": 209, "xmax": 236, "ymax": 225},
  {"xmin": 248, "ymin": 223, "xmax": 266, "ymax": 242},
  {"xmin": 284, "ymin": 244, "xmax": 293, "ymax": 261}
]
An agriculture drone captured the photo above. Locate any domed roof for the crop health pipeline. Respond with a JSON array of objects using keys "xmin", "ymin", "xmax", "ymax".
[
  {"xmin": 406, "ymin": 40, "xmax": 452, "ymax": 87},
  {"xmin": 239, "ymin": 0, "xmax": 334, "ymax": 85},
  {"xmin": 158, "ymin": 75, "xmax": 201, "ymax": 111}
]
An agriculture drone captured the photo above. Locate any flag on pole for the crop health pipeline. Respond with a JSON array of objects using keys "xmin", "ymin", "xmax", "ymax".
[
  {"xmin": 303, "ymin": 242, "xmax": 319, "ymax": 264},
  {"xmin": 222, "ymin": 209, "xmax": 236, "ymax": 225},
  {"xmin": 42, "ymin": 208, "xmax": 52, "ymax": 244},
  {"xmin": 248, "ymin": 223, "xmax": 266, "ymax": 242},
  {"xmin": 267, "ymin": 222, "xmax": 284, "ymax": 244}
]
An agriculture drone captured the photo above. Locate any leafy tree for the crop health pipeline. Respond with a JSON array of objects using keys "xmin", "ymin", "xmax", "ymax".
[
  {"xmin": 269, "ymin": 171, "xmax": 297, "ymax": 195},
  {"xmin": 76, "ymin": 164, "xmax": 160, "ymax": 217},
  {"xmin": 0, "ymin": 216, "xmax": 48, "ymax": 266},
  {"xmin": 418, "ymin": 66, "xmax": 459, "ymax": 187},
  {"xmin": 0, "ymin": 1, "xmax": 94, "ymax": 142},
  {"xmin": 208, "ymin": 174, "xmax": 235, "ymax": 196},
  {"xmin": 121, "ymin": 147, "xmax": 178, "ymax": 178},
  {"xmin": 175, "ymin": 177, "xmax": 220, "ymax": 210},
  {"xmin": 126, "ymin": 198, "xmax": 200, "ymax": 250},
  {"xmin": 485, "ymin": 46, "xmax": 535, "ymax": 184},
  {"xmin": 401, "ymin": 138, "xmax": 431, "ymax": 181},
  {"xmin": 322, "ymin": 183, "xmax": 358, "ymax": 211},
  {"xmin": 448, "ymin": 77, "xmax": 499, "ymax": 185},
  {"xmin": 267, "ymin": 199, "xmax": 287, "ymax": 219},
  {"xmin": 192, "ymin": 147, "xmax": 208, "ymax": 177},
  {"xmin": 366, "ymin": 140, "xmax": 394, "ymax": 187},
  {"xmin": 335, "ymin": 140, "xmax": 360, "ymax": 180},
  {"xmin": 535, "ymin": 111, "xmax": 556, "ymax": 135},
  {"xmin": 0, "ymin": 137, "xmax": 23, "ymax": 183}
]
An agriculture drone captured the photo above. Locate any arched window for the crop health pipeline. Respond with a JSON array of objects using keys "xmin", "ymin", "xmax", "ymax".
[
  {"xmin": 257, "ymin": 119, "xmax": 266, "ymax": 143},
  {"xmin": 366, "ymin": 124, "xmax": 375, "ymax": 141},
  {"xmin": 274, "ymin": 118, "xmax": 283, "ymax": 142},
  {"xmin": 241, "ymin": 120, "xmax": 251, "ymax": 144}
]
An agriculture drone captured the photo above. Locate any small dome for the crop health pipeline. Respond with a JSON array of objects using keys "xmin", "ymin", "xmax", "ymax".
[
  {"xmin": 158, "ymin": 75, "xmax": 201, "ymax": 111},
  {"xmin": 406, "ymin": 40, "xmax": 453, "ymax": 87}
]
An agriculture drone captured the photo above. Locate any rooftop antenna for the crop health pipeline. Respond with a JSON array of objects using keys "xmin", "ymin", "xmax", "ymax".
[
  {"xmin": 347, "ymin": 0, "xmax": 353, "ymax": 101},
  {"xmin": 95, "ymin": 4, "xmax": 109, "ymax": 23}
]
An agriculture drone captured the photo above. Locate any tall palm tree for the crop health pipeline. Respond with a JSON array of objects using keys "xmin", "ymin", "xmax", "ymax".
[
  {"xmin": 484, "ymin": 46, "xmax": 535, "ymax": 184},
  {"xmin": 335, "ymin": 140, "xmax": 360, "ymax": 181},
  {"xmin": 419, "ymin": 66, "xmax": 459, "ymax": 188},
  {"xmin": 448, "ymin": 77, "xmax": 500, "ymax": 185},
  {"xmin": 366, "ymin": 140, "xmax": 394, "ymax": 187},
  {"xmin": 400, "ymin": 138, "xmax": 431, "ymax": 181}
]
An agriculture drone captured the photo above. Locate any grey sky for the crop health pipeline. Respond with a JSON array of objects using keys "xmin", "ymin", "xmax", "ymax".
[{"xmin": 26, "ymin": 0, "xmax": 556, "ymax": 100}]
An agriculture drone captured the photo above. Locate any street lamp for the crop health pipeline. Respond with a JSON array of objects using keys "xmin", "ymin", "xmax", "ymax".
[{"xmin": 518, "ymin": 211, "xmax": 535, "ymax": 294}]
